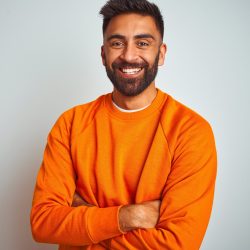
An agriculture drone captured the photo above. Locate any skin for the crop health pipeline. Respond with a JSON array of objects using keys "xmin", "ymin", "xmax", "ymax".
[
  {"xmin": 101, "ymin": 13, "xmax": 167, "ymax": 110},
  {"xmin": 72, "ymin": 193, "xmax": 161, "ymax": 232},
  {"xmin": 73, "ymin": 13, "xmax": 167, "ymax": 232}
]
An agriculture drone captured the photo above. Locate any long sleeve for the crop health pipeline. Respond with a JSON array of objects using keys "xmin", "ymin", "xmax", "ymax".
[
  {"xmin": 31, "ymin": 90, "xmax": 217, "ymax": 250},
  {"xmin": 30, "ymin": 113, "xmax": 123, "ymax": 246},
  {"xmin": 108, "ymin": 116, "xmax": 217, "ymax": 250}
]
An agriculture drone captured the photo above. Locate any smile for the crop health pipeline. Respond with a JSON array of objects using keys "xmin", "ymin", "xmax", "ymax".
[{"xmin": 119, "ymin": 67, "xmax": 143, "ymax": 75}]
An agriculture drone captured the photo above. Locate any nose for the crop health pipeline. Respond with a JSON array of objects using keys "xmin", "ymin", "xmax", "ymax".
[{"xmin": 119, "ymin": 42, "xmax": 139, "ymax": 62}]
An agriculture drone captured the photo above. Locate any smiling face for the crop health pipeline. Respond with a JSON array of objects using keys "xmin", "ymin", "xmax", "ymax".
[{"xmin": 101, "ymin": 13, "xmax": 166, "ymax": 97}]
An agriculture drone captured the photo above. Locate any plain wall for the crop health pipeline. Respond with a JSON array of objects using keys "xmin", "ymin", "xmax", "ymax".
[{"xmin": 0, "ymin": 0, "xmax": 249, "ymax": 249}]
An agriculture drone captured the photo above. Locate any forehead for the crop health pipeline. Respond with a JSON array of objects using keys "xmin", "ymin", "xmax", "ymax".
[{"xmin": 104, "ymin": 13, "xmax": 160, "ymax": 40}]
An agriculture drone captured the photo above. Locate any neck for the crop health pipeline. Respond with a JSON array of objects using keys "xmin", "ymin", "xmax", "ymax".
[{"xmin": 112, "ymin": 83, "xmax": 157, "ymax": 110}]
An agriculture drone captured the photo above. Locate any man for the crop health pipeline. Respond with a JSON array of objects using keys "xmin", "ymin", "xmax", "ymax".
[{"xmin": 31, "ymin": 0, "xmax": 217, "ymax": 249}]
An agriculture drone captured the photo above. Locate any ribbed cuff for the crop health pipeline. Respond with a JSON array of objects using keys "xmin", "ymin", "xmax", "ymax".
[{"xmin": 86, "ymin": 205, "xmax": 124, "ymax": 244}]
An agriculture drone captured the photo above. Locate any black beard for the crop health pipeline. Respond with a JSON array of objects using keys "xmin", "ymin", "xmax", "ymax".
[{"xmin": 105, "ymin": 52, "xmax": 160, "ymax": 97}]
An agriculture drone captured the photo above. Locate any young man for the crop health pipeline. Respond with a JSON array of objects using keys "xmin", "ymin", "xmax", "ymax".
[{"xmin": 31, "ymin": 0, "xmax": 217, "ymax": 249}]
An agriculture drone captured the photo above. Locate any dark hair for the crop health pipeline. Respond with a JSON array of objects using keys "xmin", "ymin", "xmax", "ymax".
[{"xmin": 99, "ymin": 0, "xmax": 164, "ymax": 40}]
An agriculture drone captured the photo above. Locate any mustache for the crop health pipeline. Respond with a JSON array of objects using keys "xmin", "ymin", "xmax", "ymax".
[{"xmin": 112, "ymin": 60, "xmax": 148, "ymax": 69}]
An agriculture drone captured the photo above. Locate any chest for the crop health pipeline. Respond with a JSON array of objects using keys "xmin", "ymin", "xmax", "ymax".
[{"xmin": 71, "ymin": 115, "xmax": 172, "ymax": 206}]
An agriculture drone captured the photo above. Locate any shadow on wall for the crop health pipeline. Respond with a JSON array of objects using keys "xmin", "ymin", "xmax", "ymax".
[{"xmin": 3, "ymin": 138, "xmax": 56, "ymax": 250}]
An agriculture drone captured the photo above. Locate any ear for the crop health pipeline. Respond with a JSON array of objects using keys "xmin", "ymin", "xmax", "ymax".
[
  {"xmin": 158, "ymin": 43, "xmax": 167, "ymax": 66},
  {"xmin": 101, "ymin": 45, "xmax": 106, "ymax": 66}
]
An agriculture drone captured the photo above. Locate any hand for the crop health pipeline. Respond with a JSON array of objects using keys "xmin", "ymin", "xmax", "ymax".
[
  {"xmin": 119, "ymin": 200, "xmax": 161, "ymax": 232},
  {"xmin": 72, "ymin": 192, "xmax": 93, "ymax": 207}
]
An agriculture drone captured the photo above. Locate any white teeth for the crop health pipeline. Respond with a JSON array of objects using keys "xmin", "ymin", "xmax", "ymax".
[{"xmin": 121, "ymin": 68, "xmax": 142, "ymax": 74}]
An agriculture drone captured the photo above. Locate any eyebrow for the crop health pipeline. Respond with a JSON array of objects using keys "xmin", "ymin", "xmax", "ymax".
[
  {"xmin": 134, "ymin": 34, "xmax": 155, "ymax": 40},
  {"xmin": 107, "ymin": 34, "xmax": 125, "ymax": 41},
  {"xmin": 106, "ymin": 33, "xmax": 156, "ymax": 41}
]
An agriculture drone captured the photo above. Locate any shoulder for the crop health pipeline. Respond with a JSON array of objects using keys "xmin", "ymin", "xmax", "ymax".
[
  {"xmin": 49, "ymin": 94, "xmax": 107, "ymax": 138},
  {"xmin": 160, "ymin": 93, "xmax": 215, "ymax": 156},
  {"xmin": 161, "ymin": 93, "xmax": 212, "ymax": 131}
]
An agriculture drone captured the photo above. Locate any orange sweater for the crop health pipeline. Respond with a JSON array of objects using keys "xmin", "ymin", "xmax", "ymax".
[{"xmin": 31, "ymin": 89, "xmax": 217, "ymax": 250}]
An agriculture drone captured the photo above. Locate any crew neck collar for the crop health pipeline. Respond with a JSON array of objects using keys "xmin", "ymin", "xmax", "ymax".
[
  {"xmin": 104, "ymin": 88, "xmax": 167, "ymax": 120},
  {"xmin": 112, "ymin": 100, "xmax": 151, "ymax": 113}
]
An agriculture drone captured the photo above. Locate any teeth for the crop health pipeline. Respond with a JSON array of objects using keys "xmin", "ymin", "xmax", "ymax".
[{"xmin": 121, "ymin": 68, "xmax": 142, "ymax": 74}]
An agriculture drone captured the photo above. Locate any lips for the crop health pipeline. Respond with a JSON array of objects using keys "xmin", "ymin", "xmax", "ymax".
[
  {"xmin": 120, "ymin": 67, "xmax": 143, "ymax": 75},
  {"xmin": 112, "ymin": 61, "xmax": 147, "ymax": 78}
]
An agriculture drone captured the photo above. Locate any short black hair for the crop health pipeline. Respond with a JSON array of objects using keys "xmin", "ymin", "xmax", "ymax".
[{"xmin": 99, "ymin": 0, "xmax": 164, "ymax": 40}]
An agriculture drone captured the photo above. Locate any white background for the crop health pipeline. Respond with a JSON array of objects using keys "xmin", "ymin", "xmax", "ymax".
[{"xmin": 0, "ymin": 0, "xmax": 249, "ymax": 249}]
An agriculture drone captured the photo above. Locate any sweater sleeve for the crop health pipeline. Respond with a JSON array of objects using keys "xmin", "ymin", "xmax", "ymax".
[
  {"xmin": 108, "ymin": 119, "xmax": 217, "ymax": 250},
  {"xmin": 30, "ymin": 114, "xmax": 123, "ymax": 246}
]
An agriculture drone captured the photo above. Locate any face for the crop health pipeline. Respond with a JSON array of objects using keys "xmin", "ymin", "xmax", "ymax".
[{"xmin": 101, "ymin": 13, "xmax": 166, "ymax": 97}]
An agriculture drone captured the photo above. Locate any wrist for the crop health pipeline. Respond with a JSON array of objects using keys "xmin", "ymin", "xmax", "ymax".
[{"xmin": 118, "ymin": 204, "xmax": 139, "ymax": 232}]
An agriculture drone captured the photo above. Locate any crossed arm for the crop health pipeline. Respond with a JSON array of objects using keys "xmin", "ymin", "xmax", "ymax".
[
  {"xmin": 72, "ymin": 192, "xmax": 161, "ymax": 232},
  {"xmin": 31, "ymin": 116, "xmax": 217, "ymax": 249}
]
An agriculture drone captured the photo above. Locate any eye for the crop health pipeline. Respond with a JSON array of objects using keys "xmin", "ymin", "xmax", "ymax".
[
  {"xmin": 111, "ymin": 41, "xmax": 124, "ymax": 48},
  {"xmin": 137, "ymin": 41, "xmax": 150, "ymax": 47}
]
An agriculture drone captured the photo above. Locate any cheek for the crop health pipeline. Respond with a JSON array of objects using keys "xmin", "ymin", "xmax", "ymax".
[
  {"xmin": 141, "ymin": 50, "xmax": 159, "ymax": 64},
  {"xmin": 104, "ymin": 55, "xmax": 115, "ymax": 67},
  {"xmin": 105, "ymin": 48, "xmax": 123, "ymax": 64},
  {"xmin": 144, "ymin": 56, "xmax": 157, "ymax": 67}
]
